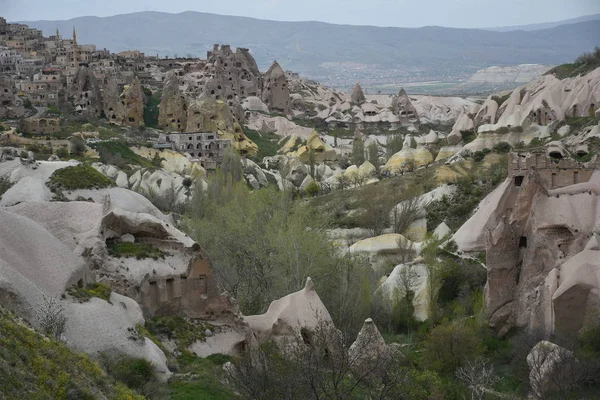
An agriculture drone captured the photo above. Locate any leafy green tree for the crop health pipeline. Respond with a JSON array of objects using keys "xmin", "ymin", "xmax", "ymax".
[
  {"xmin": 386, "ymin": 133, "xmax": 403, "ymax": 159},
  {"xmin": 367, "ymin": 142, "xmax": 379, "ymax": 169},
  {"xmin": 351, "ymin": 137, "xmax": 365, "ymax": 166},
  {"xmin": 422, "ymin": 321, "xmax": 484, "ymax": 374}
]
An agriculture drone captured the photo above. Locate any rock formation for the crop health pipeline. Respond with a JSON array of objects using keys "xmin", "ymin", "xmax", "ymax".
[
  {"xmin": 158, "ymin": 71, "xmax": 187, "ymax": 132},
  {"xmin": 69, "ymin": 64, "xmax": 103, "ymax": 117},
  {"xmin": 348, "ymin": 318, "xmax": 392, "ymax": 377},
  {"xmin": 102, "ymin": 75, "xmax": 125, "ymax": 124},
  {"xmin": 0, "ymin": 76, "xmax": 25, "ymax": 118},
  {"xmin": 262, "ymin": 61, "xmax": 290, "ymax": 114},
  {"xmin": 527, "ymin": 341, "xmax": 575, "ymax": 398},
  {"xmin": 454, "ymin": 152, "xmax": 600, "ymax": 337},
  {"xmin": 350, "ymin": 83, "xmax": 366, "ymax": 105},
  {"xmin": 244, "ymin": 277, "xmax": 338, "ymax": 351},
  {"xmin": 477, "ymin": 67, "xmax": 600, "ymax": 132},
  {"xmin": 392, "ymin": 88, "xmax": 420, "ymax": 124},
  {"xmin": 121, "ymin": 77, "xmax": 145, "ymax": 127}
]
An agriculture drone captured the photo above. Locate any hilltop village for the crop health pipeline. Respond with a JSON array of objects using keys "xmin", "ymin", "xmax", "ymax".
[{"xmin": 1, "ymin": 13, "xmax": 600, "ymax": 400}]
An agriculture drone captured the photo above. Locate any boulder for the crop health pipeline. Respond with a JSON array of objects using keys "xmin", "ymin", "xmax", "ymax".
[
  {"xmin": 527, "ymin": 341, "xmax": 574, "ymax": 399},
  {"xmin": 433, "ymin": 222, "xmax": 452, "ymax": 239},
  {"xmin": 262, "ymin": 61, "xmax": 290, "ymax": 114},
  {"xmin": 349, "ymin": 234, "xmax": 419, "ymax": 255},
  {"xmin": 377, "ymin": 263, "xmax": 429, "ymax": 321}
]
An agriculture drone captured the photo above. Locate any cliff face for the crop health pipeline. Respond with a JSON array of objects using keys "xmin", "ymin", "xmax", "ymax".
[{"xmin": 455, "ymin": 153, "xmax": 600, "ymax": 338}]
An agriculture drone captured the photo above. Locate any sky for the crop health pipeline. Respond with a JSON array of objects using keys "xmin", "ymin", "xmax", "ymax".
[{"xmin": 2, "ymin": 0, "xmax": 600, "ymax": 28}]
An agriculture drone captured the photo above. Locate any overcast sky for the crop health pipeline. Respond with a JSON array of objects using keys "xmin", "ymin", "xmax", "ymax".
[{"xmin": 2, "ymin": 0, "xmax": 600, "ymax": 28}]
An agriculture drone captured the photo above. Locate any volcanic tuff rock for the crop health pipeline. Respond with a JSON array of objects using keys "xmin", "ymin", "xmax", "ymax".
[
  {"xmin": 70, "ymin": 64, "xmax": 103, "ymax": 117},
  {"xmin": 477, "ymin": 67, "xmax": 600, "ymax": 132},
  {"xmin": 158, "ymin": 71, "xmax": 188, "ymax": 132},
  {"xmin": 262, "ymin": 61, "xmax": 290, "ymax": 114},
  {"xmin": 350, "ymin": 83, "xmax": 366, "ymax": 105},
  {"xmin": 455, "ymin": 153, "xmax": 600, "ymax": 337},
  {"xmin": 102, "ymin": 75, "xmax": 125, "ymax": 124},
  {"xmin": 244, "ymin": 277, "xmax": 338, "ymax": 350},
  {"xmin": 0, "ymin": 76, "xmax": 25, "ymax": 118},
  {"xmin": 348, "ymin": 318, "xmax": 392, "ymax": 377},
  {"xmin": 121, "ymin": 77, "xmax": 145, "ymax": 127}
]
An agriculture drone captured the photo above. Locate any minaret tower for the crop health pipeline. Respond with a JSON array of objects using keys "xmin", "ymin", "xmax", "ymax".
[{"xmin": 72, "ymin": 27, "xmax": 79, "ymax": 67}]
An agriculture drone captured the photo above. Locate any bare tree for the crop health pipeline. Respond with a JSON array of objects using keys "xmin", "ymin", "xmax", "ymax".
[
  {"xmin": 36, "ymin": 295, "xmax": 67, "ymax": 341},
  {"xmin": 391, "ymin": 195, "xmax": 424, "ymax": 236},
  {"xmin": 456, "ymin": 357, "xmax": 502, "ymax": 400}
]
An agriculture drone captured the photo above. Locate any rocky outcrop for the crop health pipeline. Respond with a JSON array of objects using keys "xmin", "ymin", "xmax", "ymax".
[
  {"xmin": 102, "ymin": 75, "xmax": 125, "ymax": 125},
  {"xmin": 392, "ymin": 89, "xmax": 420, "ymax": 124},
  {"xmin": 455, "ymin": 152, "xmax": 600, "ymax": 337},
  {"xmin": 376, "ymin": 263, "xmax": 429, "ymax": 321},
  {"xmin": 69, "ymin": 64, "xmax": 103, "ymax": 117},
  {"xmin": 478, "ymin": 67, "xmax": 600, "ymax": 132},
  {"xmin": 527, "ymin": 341, "xmax": 575, "ymax": 399},
  {"xmin": 350, "ymin": 83, "xmax": 366, "ymax": 105},
  {"xmin": 244, "ymin": 278, "xmax": 337, "ymax": 350},
  {"xmin": 262, "ymin": 61, "xmax": 290, "ymax": 114},
  {"xmin": 121, "ymin": 77, "xmax": 145, "ymax": 127},
  {"xmin": 0, "ymin": 76, "xmax": 25, "ymax": 118},
  {"xmin": 158, "ymin": 71, "xmax": 187, "ymax": 132},
  {"xmin": 348, "ymin": 319, "xmax": 392, "ymax": 377}
]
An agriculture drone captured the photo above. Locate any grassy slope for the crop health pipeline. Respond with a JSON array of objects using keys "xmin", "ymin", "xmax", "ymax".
[
  {"xmin": 0, "ymin": 307, "xmax": 142, "ymax": 400},
  {"xmin": 48, "ymin": 164, "xmax": 114, "ymax": 190}
]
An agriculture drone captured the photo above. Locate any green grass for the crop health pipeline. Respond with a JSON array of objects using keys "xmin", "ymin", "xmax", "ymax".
[
  {"xmin": 0, "ymin": 176, "xmax": 13, "ymax": 200},
  {"xmin": 107, "ymin": 242, "xmax": 167, "ymax": 260},
  {"xmin": 0, "ymin": 306, "xmax": 143, "ymax": 399},
  {"xmin": 67, "ymin": 283, "xmax": 112, "ymax": 303},
  {"xmin": 92, "ymin": 140, "xmax": 154, "ymax": 168},
  {"xmin": 143, "ymin": 89, "xmax": 161, "ymax": 129},
  {"xmin": 145, "ymin": 316, "xmax": 209, "ymax": 349},
  {"xmin": 48, "ymin": 164, "xmax": 114, "ymax": 190},
  {"xmin": 547, "ymin": 62, "xmax": 600, "ymax": 80},
  {"xmin": 243, "ymin": 128, "xmax": 283, "ymax": 162},
  {"xmin": 565, "ymin": 116, "xmax": 598, "ymax": 132},
  {"xmin": 169, "ymin": 352, "xmax": 234, "ymax": 400}
]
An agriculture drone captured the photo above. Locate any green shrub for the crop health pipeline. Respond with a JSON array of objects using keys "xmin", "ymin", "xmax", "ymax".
[
  {"xmin": 460, "ymin": 130, "xmax": 476, "ymax": 144},
  {"xmin": 55, "ymin": 147, "xmax": 69, "ymax": 159},
  {"xmin": 48, "ymin": 164, "xmax": 114, "ymax": 190},
  {"xmin": 421, "ymin": 321, "xmax": 484, "ymax": 374},
  {"xmin": 107, "ymin": 242, "xmax": 167, "ymax": 260},
  {"xmin": 93, "ymin": 140, "xmax": 154, "ymax": 169},
  {"xmin": 493, "ymin": 142, "xmax": 511, "ymax": 154},
  {"xmin": 305, "ymin": 180, "xmax": 320, "ymax": 197},
  {"xmin": 0, "ymin": 176, "xmax": 13, "ymax": 200},
  {"xmin": 146, "ymin": 316, "xmax": 208, "ymax": 349},
  {"xmin": 67, "ymin": 283, "xmax": 112, "ymax": 302},
  {"xmin": 491, "ymin": 94, "xmax": 510, "ymax": 106},
  {"xmin": 108, "ymin": 357, "xmax": 155, "ymax": 390}
]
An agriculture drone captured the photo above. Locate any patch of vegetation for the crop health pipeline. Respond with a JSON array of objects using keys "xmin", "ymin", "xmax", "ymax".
[
  {"xmin": 0, "ymin": 306, "xmax": 142, "ymax": 399},
  {"xmin": 494, "ymin": 125, "xmax": 524, "ymax": 135},
  {"xmin": 107, "ymin": 242, "xmax": 167, "ymax": 260},
  {"xmin": 426, "ymin": 156, "xmax": 508, "ymax": 231},
  {"xmin": 67, "ymin": 283, "xmax": 112, "ymax": 303},
  {"xmin": 0, "ymin": 176, "xmax": 13, "ymax": 200},
  {"xmin": 48, "ymin": 163, "xmax": 114, "ymax": 190},
  {"xmin": 492, "ymin": 141, "xmax": 511, "ymax": 153},
  {"xmin": 102, "ymin": 355, "xmax": 167, "ymax": 399},
  {"xmin": 491, "ymin": 94, "xmax": 511, "ymax": 106},
  {"xmin": 460, "ymin": 129, "xmax": 476, "ymax": 144},
  {"xmin": 243, "ymin": 128, "xmax": 281, "ymax": 162},
  {"xmin": 145, "ymin": 316, "xmax": 209, "ymax": 349},
  {"xmin": 92, "ymin": 140, "xmax": 154, "ymax": 169},
  {"xmin": 143, "ymin": 88, "xmax": 161, "ymax": 128},
  {"xmin": 169, "ymin": 352, "xmax": 234, "ymax": 400},
  {"xmin": 565, "ymin": 116, "xmax": 598, "ymax": 132},
  {"xmin": 546, "ymin": 47, "xmax": 600, "ymax": 79}
]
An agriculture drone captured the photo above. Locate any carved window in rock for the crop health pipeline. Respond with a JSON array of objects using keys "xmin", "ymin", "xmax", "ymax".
[
  {"xmin": 514, "ymin": 176, "xmax": 524, "ymax": 187},
  {"xmin": 190, "ymin": 275, "xmax": 207, "ymax": 295}
]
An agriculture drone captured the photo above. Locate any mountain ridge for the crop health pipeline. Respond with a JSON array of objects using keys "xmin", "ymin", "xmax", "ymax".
[{"xmin": 19, "ymin": 11, "xmax": 600, "ymax": 87}]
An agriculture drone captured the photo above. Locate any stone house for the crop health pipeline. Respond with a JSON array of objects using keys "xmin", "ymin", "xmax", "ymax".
[{"xmin": 165, "ymin": 132, "xmax": 232, "ymax": 169}]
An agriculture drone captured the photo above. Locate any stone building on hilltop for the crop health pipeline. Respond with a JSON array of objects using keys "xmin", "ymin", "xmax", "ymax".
[{"xmin": 157, "ymin": 132, "xmax": 232, "ymax": 169}]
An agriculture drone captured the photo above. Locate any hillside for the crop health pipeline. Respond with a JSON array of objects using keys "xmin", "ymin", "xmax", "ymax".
[
  {"xmin": 21, "ymin": 12, "xmax": 600, "ymax": 87},
  {"xmin": 487, "ymin": 13, "xmax": 600, "ymax": 32}
]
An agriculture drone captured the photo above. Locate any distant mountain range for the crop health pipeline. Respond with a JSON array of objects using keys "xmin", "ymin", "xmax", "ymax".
[
  {"xmin": 487, "ymin": 13, "xmax": 600, "ymax": 32},
  {"xmin": 20, "ymin": 12, "xmax": 600, "ymax": 88}
]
